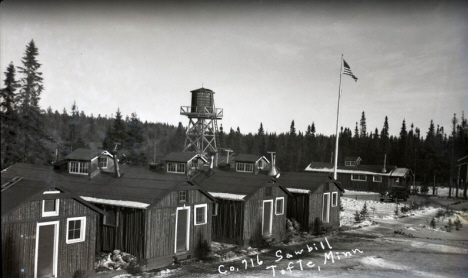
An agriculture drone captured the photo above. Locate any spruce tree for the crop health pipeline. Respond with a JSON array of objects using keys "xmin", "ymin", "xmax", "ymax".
[
  {"xmin": 360, "ymin": 111, "xmax": 367, "ymax": 138},
  {"xmin": 17, "ymin": 40, "xmax": 49, "ymax": 164},
  {"xmin": 1, "ymin": 62, "xmax": 20, "ymax": 167}
]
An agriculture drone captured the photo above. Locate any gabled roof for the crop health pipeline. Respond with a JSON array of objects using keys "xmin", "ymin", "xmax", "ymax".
[
  {"xmin": 164, "ymin": 152, "xmax": 208, "ymax": 163},
  {"xmin": 234, "ymin": 154, "xmax": 270, "ymax": 164},
  {"xmin": 65, "ymin": 148, "xmax": 103, "ymax": 161},
  {"xmin": 195, "ymin": 168, "xmax": 290, "ymax": 200},
  {"xmin": 1, "ymin": 176, "xmax": 104, "ymax": 216},
  {"xmin": 1, "ymin": 163, "xmax": 215, "ymax": 210},
  {"xmin": 280, "ymin": 172, "xmax": 344, "ymax": 192}
]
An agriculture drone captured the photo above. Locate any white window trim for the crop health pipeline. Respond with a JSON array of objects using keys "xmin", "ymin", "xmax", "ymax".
[
  {"xmin": 351, "ymin": 174, "xmax": 367, "ymax": 181},
  {"xmin": 275, "ymin": 197, "xmax": 285, "ymax": 215},
  {"xmin": 99, "ymin": 157, "xmax": 108, "ymax": 168},
  {"xmin": 174, "ymin": 206, "xmax": 191, "ymax": 253},
  {"xmin": 167, "ymin": 162, "xmax": 186, "ymax": 174},
  {"xmin": 373, "ymin": 175, "xmax": 382, "ymax": 182},
  {"xmin": 194, "ymin": 204, "xmax": 208, "ymax": 225},
  {"xmin": 236, "ymin": 162, "xmax": 254, "ymax": 173},
  {"xmin": 35, "ymin": 221, "xmax": 59, "ymax": 278},
  {"xmin": 69, "ymin": 161, "xmax": 89, "ymax": 175},
  {"xmin": 42, "ymin": 197, "xmax": 60, "ymax": 217},
  {"xmin": 322, "ymin": 193, "xmax": 330, "ymax": 223},
  {"xmin": 66, "ymin": 216, "xmax": 86, "ymax": 244},
  {"xmin": 331, "ymin": 192, "xmax": 338, "ymax": 207},
  {"xmin": 262, "ymin": 200, "xmax": 274, "ymax": 236}
]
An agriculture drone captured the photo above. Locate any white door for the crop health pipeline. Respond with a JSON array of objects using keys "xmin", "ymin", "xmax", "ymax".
[
  {"xmin": 322, "ymin": 193, "xmax": 330, "ymax": 223},
  {"xmin": 35, "ymin": 221, "xmax": 59, "ymax": 278},
  {"xmin": 262, "ymin": 200, "xmax": 273, "ymax": 236},
  {"xmin": 175, "ymin": 207, "xmax": 190, "ymax": 253}
]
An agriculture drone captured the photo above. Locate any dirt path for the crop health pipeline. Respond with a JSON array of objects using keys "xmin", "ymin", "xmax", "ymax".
[{"xmin": 162, "ymin": 209, "xmax": 468, "ymax": 278}]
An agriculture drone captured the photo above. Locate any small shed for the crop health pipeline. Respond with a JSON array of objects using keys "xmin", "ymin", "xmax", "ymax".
[
  {"xmin": 280, "ymin": 172, "xmax": 344, "ymax": 231},
  {"xmin": 163, "ymin": 152, "xmax": 208, "ymax": 176},
  {"xmin": 195, "ymin": 168, "xmax": 291, "ymax": 246},
  {"xmin": 64, "ymin": 148, "xmax": 116, "ymax": 178},
  {"xmin": 233, "ymin": 154, "xmax": 270, "ymax": 173},
  {"xmin": 1, "ymin": 173, "xmax": 103, "ymax": 278}
]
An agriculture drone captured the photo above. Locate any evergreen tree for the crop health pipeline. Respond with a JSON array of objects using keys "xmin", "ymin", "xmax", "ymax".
[
  {"xmin": 257, "ymin": 122, "xmax": 266, "ymax": 156},
  {"xmin": 103, "ymin": 108, "xmax": 126, "ymax": 150},
  {"xmin": 17, "ymin": 40, "xmax": 49, "ymax": 164},
  {"xmin": 1, "ymin": 62, "xmax": 20, "ymax": 167},
  {"xmin": 360, "ymin": 111, "xmax": 367, "ymax": 137}
]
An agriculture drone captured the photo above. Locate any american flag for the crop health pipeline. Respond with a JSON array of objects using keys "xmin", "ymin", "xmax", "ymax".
[{"xmin": 343, "ymin": 60, "xmax": 358, "ymax": 82}]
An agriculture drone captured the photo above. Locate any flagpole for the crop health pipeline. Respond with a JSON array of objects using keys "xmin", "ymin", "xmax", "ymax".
[{"xmin": 333, "ymin": 54, "xmax": 343, "ymax": 180}]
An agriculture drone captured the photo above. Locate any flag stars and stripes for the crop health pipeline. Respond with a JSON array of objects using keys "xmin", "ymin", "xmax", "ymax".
[{"xmin": 343, "ymin": 60, "xmax": 358, "ymax": 82}]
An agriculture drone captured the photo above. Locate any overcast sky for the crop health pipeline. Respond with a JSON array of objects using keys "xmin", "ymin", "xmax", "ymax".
[{"xmin": 1, "ymin": 0, "xmax": 467, "ymax": 136}]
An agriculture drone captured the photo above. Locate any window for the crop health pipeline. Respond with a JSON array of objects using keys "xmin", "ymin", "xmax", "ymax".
[
  {"xmin": 194, "ymin": 204, "xmax": 207, "ymax": 225},
  {"xmin": 258, "ymin": 160, "xmax": 263, "ymax": 169},
  {"xmin": 265, "ymin": 187, "xmax": 272, "ymax": 196},
  {"xmin": 103, "ymin": 208, "xmax": 119, "ymax": 227},
  {"xmin": 275, "ymin": 197, "xmax": 284, "ymax": 215},
  {"xmin": 66, "ymin": 217, "xmax": 86, "ymax": 243},
  {"xmin": 179, "ymin": 191, "xmax": 187, "ymax": 202},
  {"xmin": 99, "ymin": 157, "xmax": 108, "ymax": 168},
  {"xmin": 167, "ymin": 163, "xmax": 186, "ymax": 174},
  {"xmin": 332, "ymin": 192, "xmax": 338, "ymax": 207},
  {"xmin": 69, "ymin": 161, "xmax": 88, "ymax": 175},
  {"xmin": 236, "ymin": 163, "xmax": 254, "ymax": 173},
  {"xmin": 42, "ymin": 191, "xmax": 60, "ymax": 217},
  {"xmin": 373, "ymin": 175, "xmax": 382, "ymax": 182},
  {"xmin": 345, "ymin": 161, "xmax": 356, "ymax": 166},
  {"xmin": 351, "ymin": 174, "xmax": 367, "ymax": 181}
]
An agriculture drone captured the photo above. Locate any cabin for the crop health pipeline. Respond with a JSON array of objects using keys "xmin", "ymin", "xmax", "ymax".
[
  {"xmin": 195, "ymin": 166, "xmax": 291, "ymax": 247},
  {"xmin": 63, "ymin": 148, "xmax": 116, "ymax": 178},
  {"xmin": 2, "ymin": 157, "xmax": 216, "ymax": 269},
  {"xmin": 233, "ymin": 154, "xmax": 270, "ymax": 173},
  {"xmin": 1, "ymin": 172, "xmax": 104, "ymax": 278},
  {"xmin": 280, "ymin": 172, "xmax": 344, "ymax": 231},
  {"xmin": 305, "ymin": 159, "xmax": 413, "ymax": 193},
  {"xmin": 163, "ymin": 152, "xmax": 209, "ymax": 176}
]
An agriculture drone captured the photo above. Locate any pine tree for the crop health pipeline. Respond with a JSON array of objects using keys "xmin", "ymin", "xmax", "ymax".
[
  {"xmin": 1, "ymin": 62, "xmax": 20, "ymax": 167},
  {"xmin": 257, "ymin": 122, "xmax": 266, "ymax": 156},
  {"xmin": 360, "ymin": 111, "xmax": 367, "ymax": 138},
  {"xmin": 17, "ymin": 40, "xmax": 49, "ymax": 164}
]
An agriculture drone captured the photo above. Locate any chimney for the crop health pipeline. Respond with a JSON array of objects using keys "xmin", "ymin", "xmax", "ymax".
[
  {"xmin": 382, "ymin": 154, "xmax": 387, "ymax": 173},
  {"xmin": 268, "ymin": 151, "xmax": 279, "ymax": 178},
  {"xmin": 113, "ymin": 154, "xmax": 121, "ymax": 178}
]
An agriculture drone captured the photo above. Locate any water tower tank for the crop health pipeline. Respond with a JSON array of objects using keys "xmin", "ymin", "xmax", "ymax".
[{"xmin": 190, "ymin": 88, "xmax": 214, "ymax": 113}]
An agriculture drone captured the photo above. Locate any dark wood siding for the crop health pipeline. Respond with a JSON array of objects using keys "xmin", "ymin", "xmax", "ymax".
[
  {"xmin": 2, "ymin": 198, "xmax": 98, "ymax": 278},
  {"xmin": 145, "ymin": 190, "xmax": 212, "ymax": 259},
  {"xmin": 243, "ymin": 186, "xmax": 288, "ymax": 245},
  {"xmin": 308, "ymin": 183, "xmax": 341, "ymax": 230},
  {"xmin": 338, "ymin": 174, "xmax": 391, "ymax": 193},
  {"xmin": 211, "ymin": 200, "xmax": 244, "ymax": 242},
  {"xmin": 95, "ymin": 206, "xmax": 146, "ymax": 258},
  {"xmin": 287, "ymin": 193, "xmax": 310, "ymax": 228}
]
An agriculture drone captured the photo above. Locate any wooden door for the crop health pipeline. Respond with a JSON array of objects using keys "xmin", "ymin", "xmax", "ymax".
[
  {"xmin": 322, "ymin": 193, "xmax": 330, "ymax": 223},
  {"xmin": 262, "ymin": 200, "xmax": 273, "ymax": 236},
  {"xmin": 175, "ymin": 207, "xmax": 190, "ymax": 253},
  {"xmin": 36, "ymin": 222, "xmax": 58, "ymax": 278}
]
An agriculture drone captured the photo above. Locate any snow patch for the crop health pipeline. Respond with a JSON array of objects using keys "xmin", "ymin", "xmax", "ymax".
[
  {"xmin": 81, "ymin": 196, "xmax": 150, "ymax": 209},
  {"xmin": 209, "ymin": 192, "xmax": 246, "ymax": 200}
]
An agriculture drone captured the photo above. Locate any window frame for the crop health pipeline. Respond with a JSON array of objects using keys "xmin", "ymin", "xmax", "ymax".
[
  {"xmin": 167, "ymin": 162, "xmax": 186, "ymax": 174},
  {"xmin": 345, "ymin": 161, "xmax": 356, "ymax": 166},
  {"xmin": 373, "ymin": 175, "xmax": 382, "ymax": 183},
  {"xmin": 99, "ymin": 157, "xmax": 108, "ymax": 168},
  {"xmin": 275, "ymin": 197, "xmax": 285, "ymax": 215},
  {"xmin": 194, "ymin": 204, "xmax": 208, "ymax": 225},
  {"xmin": 331, "ymin": 192, "xmax": 338, "ymax": 207},
  {"xmin": 351, "ymin": 174, "xmax": 367, "ymax": 181},
  {"xmin": 178, "ymin": 191, "xmax": 188, "ymax": 203},
  {"xmin": 42, "ymin": 191, "xmax": 60, "ymax": 217},
  {"xmin": 66, "ymin": 216, "xmax": 86, "ymax": 244},
  {"xmin": 236, "ymin": 162, "xmax": 254, "ymax": 173},
  {"xmin": 69, "ymin": 161, "xmax": 89, "ymax": 175}
]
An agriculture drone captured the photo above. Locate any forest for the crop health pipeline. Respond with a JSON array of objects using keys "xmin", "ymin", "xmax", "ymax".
[{"xmin": 1, "ymin": 40, "xmax": 467, "ymax": 186}]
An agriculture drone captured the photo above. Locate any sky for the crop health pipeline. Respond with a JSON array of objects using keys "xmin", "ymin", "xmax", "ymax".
[{"xmin": 1, "ymin": 0, "xmax": 467, "ymax": 137}]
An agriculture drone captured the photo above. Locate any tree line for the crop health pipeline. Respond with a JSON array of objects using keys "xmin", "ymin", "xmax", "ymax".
[{"xmin": 2, "ymin": 40, "xmax": 467, "ymax": 187}]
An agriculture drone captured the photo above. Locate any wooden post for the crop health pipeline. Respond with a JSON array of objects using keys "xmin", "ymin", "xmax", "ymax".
[
  {"xmin": 456, "ymin": 165, "xmax": 460, "ymax": 198},
  {"xmin": 433, "ymin": 173, "xmax": 436, "ymax": 196}
]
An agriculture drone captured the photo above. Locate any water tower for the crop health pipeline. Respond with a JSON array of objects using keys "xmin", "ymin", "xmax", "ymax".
[{"xmin": 180, "ymin": 88, "xmax": 223, "ymax": 161}]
